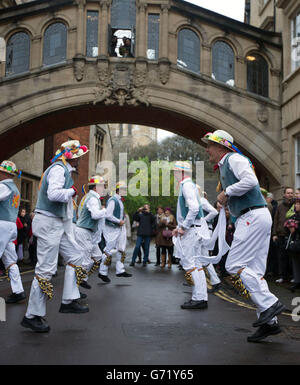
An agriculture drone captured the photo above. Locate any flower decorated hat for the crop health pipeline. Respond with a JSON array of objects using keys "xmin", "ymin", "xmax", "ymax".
[
  {"xmin": 0, "ymin": 160, "xmax": 21, "ymax": 177},
  {"xmin": 88, "ymin": 175, "xmax": 106, "ymax": 185},
  {"xmin": 173, "ymin": 161, "xmax": 192, "ymax": 173},
  {"xmin": 51, "ymin": 140, "xmax": 89, "ymax": 164},
  {"xmin": 201, "ymin": 130, "xmax": 235, "ymax": 151}
]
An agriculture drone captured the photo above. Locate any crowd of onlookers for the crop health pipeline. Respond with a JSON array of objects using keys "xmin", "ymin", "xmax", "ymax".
[{"xmin": 1, "ymin": 187, "xmax": 299, "ymax": 294}]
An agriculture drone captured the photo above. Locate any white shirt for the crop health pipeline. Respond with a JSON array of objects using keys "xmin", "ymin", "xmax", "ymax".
[
  {"xmin": 0, "ymin": 179, "xmax": 13, "ymax": 201},
  {"xmin": 86, "ymin": 190, "xmax": 107, "ymax": 220},
  {"xmin": 36, "ymin": 162, "xmax": 75, "ymax": 220},
  {"xmin": 218, "ymin": 153, "xmax": 258, "ymax": 197},
  {"xmin": 106, "ymin": 194, "xmax": 124, "ymax": 225},
  {"xmin": 177, "ymin": 178, "xmax": 202, "ymax": 229},
  {"xmin": 200, "ymin": 197, "xmax": 218, "ymax": 223}
]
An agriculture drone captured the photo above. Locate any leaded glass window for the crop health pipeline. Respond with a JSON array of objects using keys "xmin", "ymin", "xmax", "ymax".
[
  {"xmin": 147, "ymin": 14, "xmax": 160, "ymax": 60},
  {"xmin": 5, "ymin": 32, "xmax": 30, "ymax": 76},
  {"xmin": 212, "ymin": 41, "xmax": 235, "ymax": 86},
  {"xmin": 177, "ymin": 29, "xmax": 200, "ymax": 73},
  {"xmin": 86, "ymin": 11, "xmax": 99, "ymax": 57},
  {"xmin": 291, "ymin": 10, "xmax": 300, "ymax": 72},
  {"xmin": 111, "ymin": 0, "xmax": 136, "ymax": 30},
  {"xmin": 43, "ymin": 22, "xmax": 67, "ymax": 66},
  {"xmin": 246, "ymin": 54, "xmax": 268, "ymax": 97}
]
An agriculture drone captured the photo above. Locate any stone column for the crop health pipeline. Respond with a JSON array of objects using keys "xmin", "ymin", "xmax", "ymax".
[
  {"xmin": 137, "ymin": 3, "xmax": 147, "ymax": 58},
  {"xmin": 31, "ymin": 35, "xmax": 42, "ymax": 69},
  {"xmin": 76, "ymin": 0, "xmax": 85, "ymax": 56},
  {"xmin": 201, "ymin": 43, "xmax": 211, "ymax": 76},
  {"xmin": 270, "ymin": 68, "xmax": 281, "ymax": 102},
  {"xmin": 100, "ymin": 0, "xmax": 110, "ymax": 56},
  {"xmin": 235, "ymin": 56, "xmax": 247, "ymax": 89},
  {"xmin": 160, "ymin": 4, "xmax": 170, "ymax": 59}
]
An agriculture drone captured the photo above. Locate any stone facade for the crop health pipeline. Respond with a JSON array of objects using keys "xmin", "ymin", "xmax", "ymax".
[
  {"xmin": 0, "ymin": 0, "xmax": 285, "ymax": 197},
  {"xmin": 247, "ymin": 0, "xmax": 300, "ymax": 190}
]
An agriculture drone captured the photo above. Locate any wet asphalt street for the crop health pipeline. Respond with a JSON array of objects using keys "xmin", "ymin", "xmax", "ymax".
[{"xmin": 0, "ymin": 246, "xmax": 300, "ymax": 365}]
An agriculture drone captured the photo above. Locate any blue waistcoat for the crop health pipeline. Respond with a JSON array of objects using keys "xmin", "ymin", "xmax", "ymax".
[
  {"xmin": 36, "ymin": 161, "xmax": 74, "ymax": 219},
  {"xmin": 0, "ymin": 180, "xmax": 20, "ymax": 223},
  {"xmin": 219, "ymin": 153, "xmax": 266, "ymax": 218},
  {"xmin": 105, "ymin": 196, "xmax": 123, "ymax": 228},
  {"xmin": 179, "ymin": 179, "xmax": 204, "ymax": 220},
  {"xmin": 77, "ymin": 192, "xmax": 101, "ymax": 232}
]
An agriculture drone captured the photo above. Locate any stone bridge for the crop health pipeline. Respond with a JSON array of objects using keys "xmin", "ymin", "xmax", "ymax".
[{"xmin": 0, "ymin": 0, "xmax": 283, "ymax": 191}]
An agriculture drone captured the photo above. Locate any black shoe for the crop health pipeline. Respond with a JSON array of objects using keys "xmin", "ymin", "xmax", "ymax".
[
  {"xmin": 247, "ymin": 323, "xmax": 282, "ymax": 343},
  {"xmin": 98, "ymin": 273, "xmax": 111, "ymax": 283},
  {"xmin": 129, "ymin": 262, "xmax": 135, "ymax": 267},
  {"xmin": 136, "ymin": 259, "xmax": 142, "ymax": 264},
  {"xmin": 21, "ymin": 316, "xmax": 50, "ymax": 333},
  {"xmin": 116, "ymin": 272, "xmax": 132, "ymax": 277},
  {"xmin": 80, "ymin": 281, "xmax": 92, "ymax": 290},
  {"xmin": 147, "ymin": 260, "xmax": 151, "ymax": 264},
  {"xmin": 59, "ymin": 300, "xmax": 89, "ymax": 314},
  {"xmin": 181, "ymin": 300, "xmax": 208, "ymax": 310},
  {"xmin": 142, "ymin": 262, "xmax": 147, "ymax": 267},
  {"xmin": 155, "ymin": 263, "xmax": 160, "ymax": 266},
  {"xmin": 253, "ymin": 300, "xmax": 285, "ymax": 327},
  {"xmin": 208, "ymin": 283, "xmax": 222, "ymax": 293},
  {"xmin": 5, "ymin": 291, "xmax": 26, "ymax": 304},
  {"xmin": 80, "ymin": 292, "xmax": 87, "ymax": 299}
]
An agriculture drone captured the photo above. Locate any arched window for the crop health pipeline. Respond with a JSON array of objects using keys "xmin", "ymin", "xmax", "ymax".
[
  {"xmin": 5, "ymin": 32, "xmax": 30, "ymax": 76},
  {"xmin": 246, "ymin": 53, "xmax": 268, "ymax": 97},
  {"xmin": 212, "ymin": 41, "xmax": 235, "ymax": 86},
  {"xmin": 177, "ymin": 29, "xmax": 200, "ymax": 73},
  {"xmin": 43, "ymin": 22, "xmax": 67, "ymax": 66}
]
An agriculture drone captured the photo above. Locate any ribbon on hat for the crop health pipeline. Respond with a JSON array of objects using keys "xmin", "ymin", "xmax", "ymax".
[{"xmin": 50, "ymin": 145, "xmax": 88, "ymax": 164}]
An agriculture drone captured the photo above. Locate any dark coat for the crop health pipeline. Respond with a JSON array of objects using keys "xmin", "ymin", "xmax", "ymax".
[{"xmin": 136, "ymin": 211, "xmax": 156, "ymax": 237}]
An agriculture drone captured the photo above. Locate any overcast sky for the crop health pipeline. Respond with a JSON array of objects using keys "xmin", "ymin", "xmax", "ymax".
[{"xmin": 157, "ymin": 0, "xmax": 245, "ymax": 142}]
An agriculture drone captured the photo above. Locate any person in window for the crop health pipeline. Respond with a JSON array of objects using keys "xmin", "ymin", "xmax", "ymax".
[
  {"xmin": 111, "ymin": 35, "xmax": 118, "ymax": 57},
  {"xmin": 119, "ymin": 37, "xmax": 133, "ymax": 58}
]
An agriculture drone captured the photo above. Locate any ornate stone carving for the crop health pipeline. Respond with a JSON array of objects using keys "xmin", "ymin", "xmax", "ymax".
[
  {"xmin": 158, "ymin": 58, "xmax": 171, "ymax": 85},
  {"xmin": 257, "ymin": 105, "xmax": 269, "ymax": 123},
  {"xmin": 94, "ymin": 62, "xmax": 149, "ymax": 106},
  {"xmin": 73, "ymin": 56, "xmax": 86, "ymax": 82}
]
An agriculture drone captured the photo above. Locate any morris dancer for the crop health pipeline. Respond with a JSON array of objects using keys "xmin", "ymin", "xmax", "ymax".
[
  {"xmin": 172, "ymin": 162, "xmax": 209, "ymax": 310},
  {"xmin": 75, "ymin": 176, "xmax": 107, "ymax": 289},
  {"xmin": 21, "ymin": 140, "xmax": 89, "ymax": 333},
  {"xmin": 202, "ymin": 129, "xmax": 284, "ymax": 342},
  {"xmin": 99, "ymin": 181, "xmax": 132, "ymax": 283},
  {"xmin": 0, "ymin": 161, "xmax": 26, "ymax": 304}
]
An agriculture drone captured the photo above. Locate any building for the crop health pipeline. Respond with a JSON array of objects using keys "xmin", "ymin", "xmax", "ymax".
[
  {"xmin": 109, "ymin": 124, "xmax": 158, "ymax": 149},
  {"xmin": 245, "ymin": 0, "xmax": 300, "ymax": 189}
]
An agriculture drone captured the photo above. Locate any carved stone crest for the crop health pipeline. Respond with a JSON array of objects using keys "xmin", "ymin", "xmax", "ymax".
[
  {"xmin": 158, "ymin": 58, "xmax": 171, "ymax": 85},
  {"xmin": 73, "ymin": 56, "xmax": 86, "ymax": 82},
  {"xmin": 257, "ymin": 105, "xmax": 269, "ymax": 123},
  {"xmin": 94, "ymin": 62, "xmax": 149, "ymax": 106}
]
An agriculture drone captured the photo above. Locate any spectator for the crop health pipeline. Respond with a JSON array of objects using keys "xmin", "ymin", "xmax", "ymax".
[
  {"xmin": 154, "ymin": 206, "xmax": 164, "ymax": 266},
  {"xmin": 272, "ymin": 187, "xmax": 294, "ymax": 283},
  {"xmin": 132, "ymin": 207, "xmax": 145, "ymax": 263},
  {"xmin": 286, "ymin": 188, "xmax": 300, "ymax": 219},
  {"xmin": 284, "ymin": 198, "xmax": 300, "ymax": 292},
  {"xmin": 28, "ymin": 212, "xmax": 37, "ymax": 266},
  {"xmin": 156, "ymin": 208, "xmax": 177, "ymax": 269},
  {"xmin": 119, "ymin": 37, "xmax": 133, "ymax": 57},
  {"xmin": 16, "ymin": 208, "xmax": 28, "ymax": 261},
  {"xmin": 130, "ymin": 204, "xmax": 155, "ymax": 267},
  {"xmin": 266, "ymin": 192, "xmax": 279, "ymax": 277}
]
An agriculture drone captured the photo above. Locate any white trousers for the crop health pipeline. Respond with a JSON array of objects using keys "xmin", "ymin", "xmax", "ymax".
[
  {"xmin": 75, "ymin": 226, "xmax": 102, "ymax": 280},
  {"xmin": 174, "ymin": 227, "xmax": 208, "ymax": 301},
  {"xmin": 225, "ymin": 208, "xmax": 278, "ymax": 319},
  {"xmin": 100, "ymin": 225, "xmax": 126, "ymax": 276},
  {"xmin": 26, "ymin": 213, "xmax": 85, "ymax": 318},
  {"xmin": 0, "ymin": 221, "xmax": 24, "ymax": 294}
]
